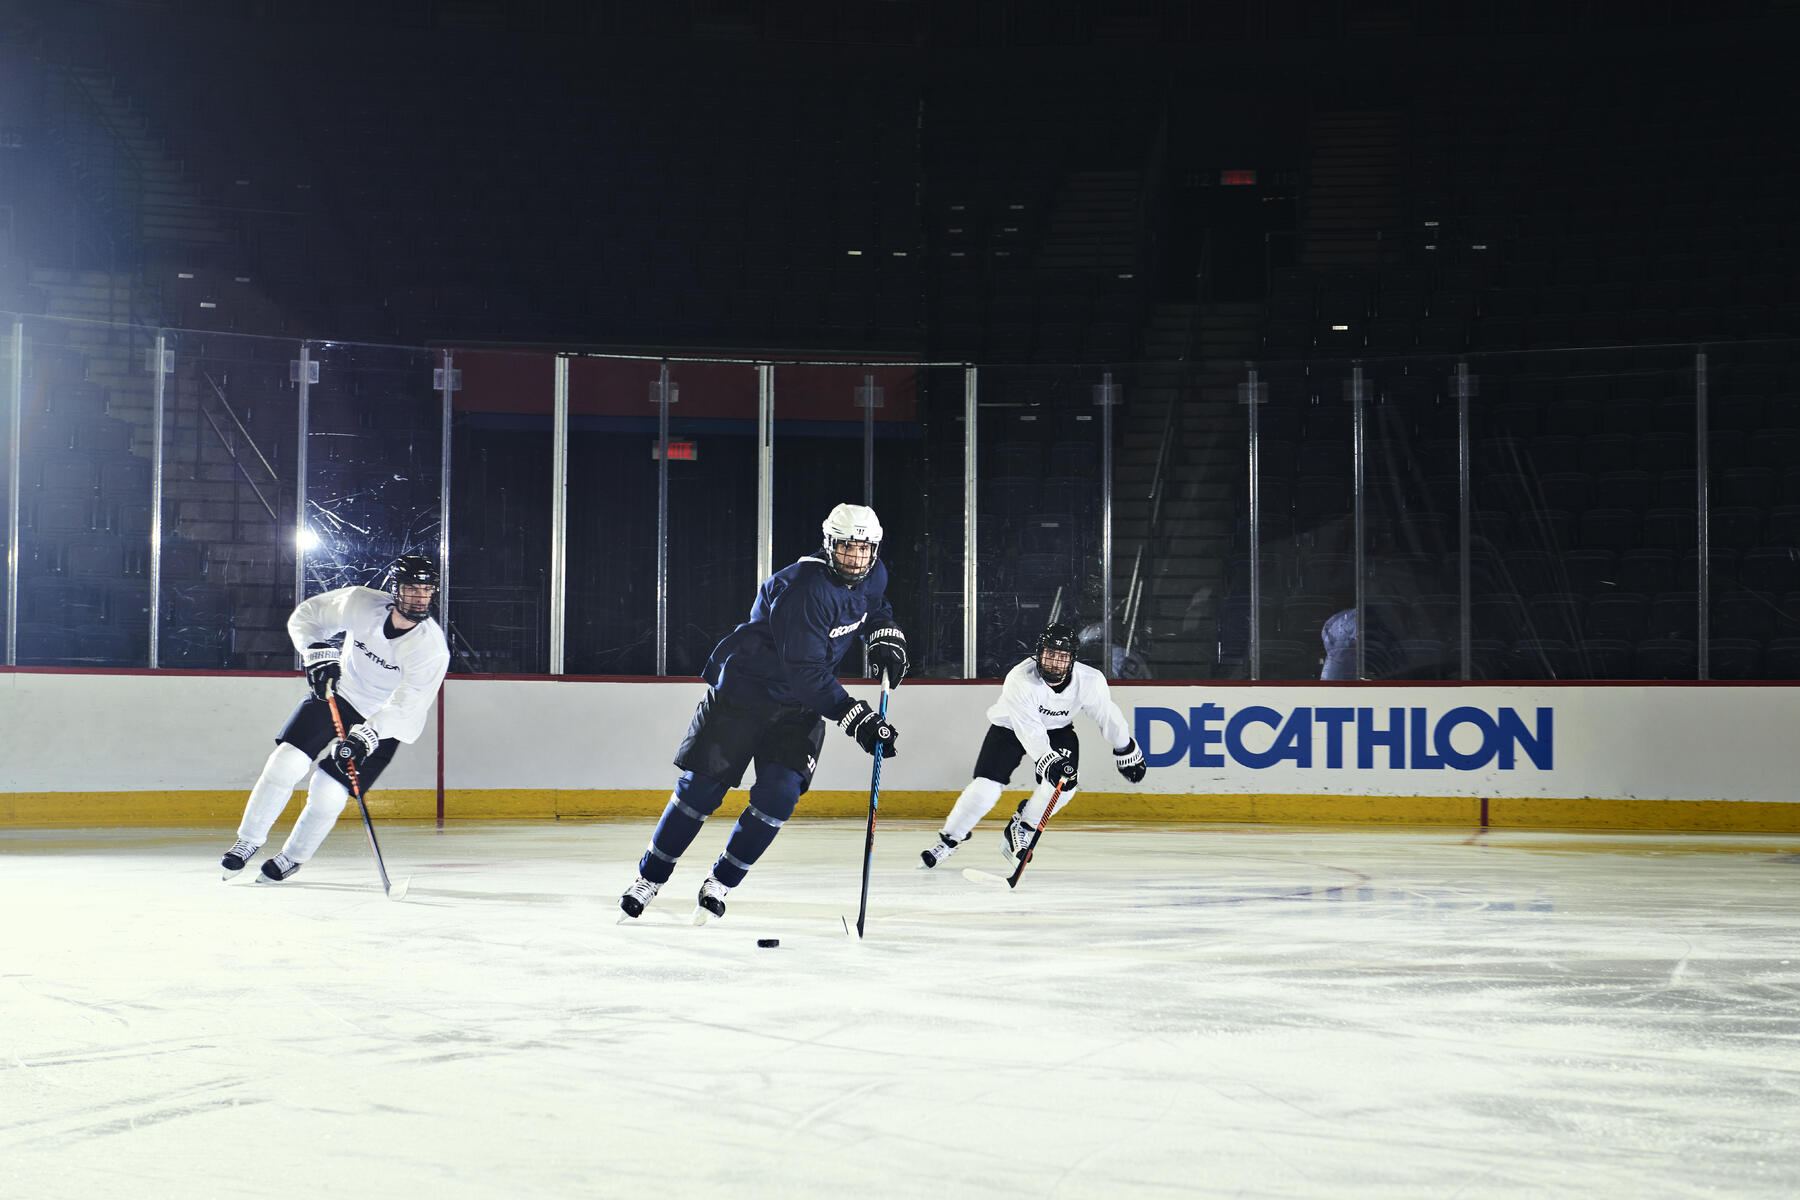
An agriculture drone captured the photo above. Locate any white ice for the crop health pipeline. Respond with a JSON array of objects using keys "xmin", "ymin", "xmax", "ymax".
[{"xmin": 4, "ymin": 820, "xmax": 1799, "ymax": 1200}]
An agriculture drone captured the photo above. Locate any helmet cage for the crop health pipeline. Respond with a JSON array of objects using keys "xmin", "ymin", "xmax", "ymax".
[
  {"xmin": 1034, "ymin": 622, "xmax": 1078, "ymax": 686},
  {"xmin": 388, "ymin": 554, "xmax": 440, "ymax": 621}
]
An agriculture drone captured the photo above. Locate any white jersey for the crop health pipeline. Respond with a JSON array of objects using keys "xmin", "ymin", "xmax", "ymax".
[
  {"xmin": 288, "ymin": 586, "xmax": 450, "ymax": 744},
  {"xmin": 986, "ymin": 658, "xmax": 1134, "ymax": 763}
]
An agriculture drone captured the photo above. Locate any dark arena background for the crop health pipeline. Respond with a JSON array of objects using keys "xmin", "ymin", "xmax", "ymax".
[{"xmin": 3, "ymin": 4, "xmax": 1799, "ymax": 1199}]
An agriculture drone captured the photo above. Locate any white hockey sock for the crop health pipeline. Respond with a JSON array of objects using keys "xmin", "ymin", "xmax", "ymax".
[
  {"xmin": 1018, "ymin": 779, "xmax": 1076, "ymax": 828},
  {"xmin": 942, "ymin": 777, "xmax": 1005, "ymax": 842},
  {"xmin": 238, "ymin": 743, "xmax": 315, "ymax": 844},
  {"xmin": 281, "ymin": 772, "xmax": 352, "ymax": 863}
]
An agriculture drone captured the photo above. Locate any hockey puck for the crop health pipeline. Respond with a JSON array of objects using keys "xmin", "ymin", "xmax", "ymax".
[{"xmin": 757, "ymin": 938, "xmax": 780, "ymax": 948}]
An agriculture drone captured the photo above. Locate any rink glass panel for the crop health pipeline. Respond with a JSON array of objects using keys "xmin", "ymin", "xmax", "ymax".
[
  {"xmin": 913, "ymin": 365, "xmax": 968, "ymax": 679},
  {"xmin": 559, "ymin": 357, "xmax": 685, "ymax": 676},
  {"xmin": 973, "ymin": 364, "xmax": 1110, "ymax": 678},
  {"xmin": 448, "ymin": 347, "xmax": 554, "ymax": 674},
  {"xmin": 770, "ymin": 363, "xmax": 928, "ymax": 678},
  {"xmin": 1697, "ymin": 340, "xmax": 1799, "ymax": 680},
  {"xmin": 299, "ymin": 342, "xmax": 444, "ymax": 611},
  {"xmin": 14, "ymin": 315, "xmax": 158, "ymax": 668},
  {"xmin": 161, "ymin": 329, "xmax": 300, "ymax": 670},
  {"xmin": 655, "ymin": 360, "xmax": 757, "ymax": 680}
]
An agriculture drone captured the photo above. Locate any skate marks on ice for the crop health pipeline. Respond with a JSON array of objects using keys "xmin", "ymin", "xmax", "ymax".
[{"xmin": 5, "ymin": 821, "xmax": 1800, "ymax": 1200}]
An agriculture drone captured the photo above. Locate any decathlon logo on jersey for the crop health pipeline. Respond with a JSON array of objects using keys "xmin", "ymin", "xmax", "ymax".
[
  {"xmin": 828, "ymin": 620, "xmax": 862, "ymax": 638},
  {"xmin": 1136, "ymin": 704, "xmax": 1553, "ymax": 771},
  {"xmin": 354, "ymin": 640, "xmax": 402, "ymax": 672}
]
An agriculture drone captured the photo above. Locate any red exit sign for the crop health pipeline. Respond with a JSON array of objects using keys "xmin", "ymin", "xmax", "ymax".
[{"xmin": 651, "ymin": 440, "xmax": 698, "ymax": 461}]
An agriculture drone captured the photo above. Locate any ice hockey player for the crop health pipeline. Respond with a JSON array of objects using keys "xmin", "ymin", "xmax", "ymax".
[
  {"xmin": 619, "ymin": 503, "xmax": 907, "ymax": 923},
  {"xmin": 919, "ymin": 621, "xmax": 1147, "ymax": 871},
  {"xmin": 219, "ymin": 555, "xmax": 450, "ymax": 883}
]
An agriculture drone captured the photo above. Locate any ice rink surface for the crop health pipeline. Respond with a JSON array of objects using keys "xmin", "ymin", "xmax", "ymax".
[{"xmin": 4, "ymin": 819, "xmax": 1799, "ymax": 1200}]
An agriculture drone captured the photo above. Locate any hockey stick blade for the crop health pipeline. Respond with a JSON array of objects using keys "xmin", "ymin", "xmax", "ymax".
[{"xmin": 385, "ymin": 876, "xmax": 411, "ymax": 902}]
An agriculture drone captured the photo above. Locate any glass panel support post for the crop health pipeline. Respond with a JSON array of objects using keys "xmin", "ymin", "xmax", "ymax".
[
  {"xmin": 291, "ymin": 344, "xmax": 315, "ymax": 653},
  {"xmin": 654, "ymin": 362, "xmax": 671, "ymax": 678},
  {"xmin": 1097, "ymin": 371, "xmax": 1119, "ymax": 677},
  {"xmin": 962, "ymin": 366, "xmax": 978, "ymax": 679},
  {"xmin": 149, "ymin": 332, "xmax": 169, "ymax": 668},
  {"xmin": 436, "ymin": 352, "xmax": 458, "ymax": 656},
  {"xmin": 1351, "ymin": 364, "xmax": 1366, "ymax": 681},
  {"xmin": 756, "ymin": 364, "xmax": 773, "ymax": 584},
  {"xmin": 549, "ymin": 355, "xmax": 570, "ymax": 675},
  {"xmin": 4, "ymin": 317, "xmax": 21, "ymax": 666},
  {"xmin": 1246, "ymin": 363, "xmax": 1261, "ymax": 681}
]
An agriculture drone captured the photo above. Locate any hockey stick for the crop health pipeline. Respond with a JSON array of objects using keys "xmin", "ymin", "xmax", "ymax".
[
  {"xmin": 853, "ymin": 670, "xmax": 892, "ymax": 939},
  {"xmin": 326, "ymin": 692, "xmax": 409, "ymax": 901},
  {"xmin": 962, "ymin": 766, "xmax": 1073, "ymax": 889}
]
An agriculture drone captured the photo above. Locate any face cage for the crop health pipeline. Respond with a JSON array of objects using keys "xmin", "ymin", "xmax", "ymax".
[
  {"xmin": 827, "ymin": 537, "xmax": 879, "ymax": 583},
  {"xmin": 393, "ymin": 584, "xmax": 437, "ymax": 621},
  {"xmin": 1036, "ymin": 647, "xmax": 1073, "ymax": 685}
]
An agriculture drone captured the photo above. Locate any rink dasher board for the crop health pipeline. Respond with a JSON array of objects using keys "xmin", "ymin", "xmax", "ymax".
[{"xmin": 2, "ymin": 671, "xmax": 1798, "ymax": 830}]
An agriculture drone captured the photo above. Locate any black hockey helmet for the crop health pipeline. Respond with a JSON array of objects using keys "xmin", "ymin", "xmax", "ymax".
[
  {"xmin": 1034, "ymin": 621, "xmax": 1078, "ymax": 686},
  {"xmin": 387, "ymin": 553, "xmax": 440, "ymax": 621}
]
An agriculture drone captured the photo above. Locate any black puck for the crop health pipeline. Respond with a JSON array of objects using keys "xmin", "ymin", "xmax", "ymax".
[{"xmin": 757, "ymin": 938, "xmax": 779, "ymax": 948}]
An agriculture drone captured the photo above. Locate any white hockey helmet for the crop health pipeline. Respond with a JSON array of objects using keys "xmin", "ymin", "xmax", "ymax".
[{"xmin": 821, "ymin": 502, "xmax": 883, "ymax": 584}]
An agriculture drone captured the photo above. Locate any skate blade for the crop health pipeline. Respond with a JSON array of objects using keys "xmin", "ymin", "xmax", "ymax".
[
  {"xmin": 221, "ymin": 868, "xmax": 246, "ymax": 882},
  {"xmin": 691, "ymin": 906, "xmax": 711, "ymax": 926}
]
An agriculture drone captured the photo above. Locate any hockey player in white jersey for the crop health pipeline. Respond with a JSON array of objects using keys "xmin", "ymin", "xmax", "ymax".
[
  {"xmin": 219, "ymin": 555, "xmax": 450, "ymax": 883},
  {"xmin": 919, "ymin": 621, "xmax": 1147, "ymax": 870}
]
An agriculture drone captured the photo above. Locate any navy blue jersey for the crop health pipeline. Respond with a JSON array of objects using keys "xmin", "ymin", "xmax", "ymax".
[{"xmin": 702, "ymin": 552, "xmax": 895, "ymax": 721}]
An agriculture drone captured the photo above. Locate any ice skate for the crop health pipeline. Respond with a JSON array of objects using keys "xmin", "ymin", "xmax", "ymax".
[
  {"xmin": 693, "ymin": 875, "xmax": 730, "ymax": 924},
  {"xmin": 221, "ymin": 839, "xmax": 262, "ymax": 881},
  {"xmin": 257, "ymin": 853, "xmax": 301, "ymax": 883},
  {"xmin": 1000, "ymin": 812, "xmax": 1034, "ymax": 866},
  {"xmin": 918, "ymin": 831, "xmax": 966, "ymax": 869},
  {"xmin": 618, "ymin": 875, "xmax": 661, "ymax": 919}
]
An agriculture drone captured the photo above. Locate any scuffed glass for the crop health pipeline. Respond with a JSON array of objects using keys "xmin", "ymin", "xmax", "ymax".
[
  {"xmin": 162, "ymin": 329, "xmax": 299, "ymax": 669},
  {"xmin": 299, "ymin": 341, "xmax": 443, "ymax": 613},
  {"xmin": 1701, "ymin": 340, "xmax": 1797, "ymax": 680}
]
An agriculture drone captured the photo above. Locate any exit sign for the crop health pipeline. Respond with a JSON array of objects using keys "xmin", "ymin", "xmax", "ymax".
[{"xmin": 651, "ymin": 440, "xmax": 698, "ymax": 461}]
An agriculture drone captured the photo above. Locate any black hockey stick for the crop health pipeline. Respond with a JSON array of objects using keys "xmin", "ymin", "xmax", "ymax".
[
  {"xmin": 963, "ymin": 764, "xmax": 1074, "ymax": 889},
  {"xmin": 326, "ymin": 693, "xmax": 409, "ymax": 901},
  {"xmin": 853, "ymin": 671, "xmax": 892, "ymax": 938}
]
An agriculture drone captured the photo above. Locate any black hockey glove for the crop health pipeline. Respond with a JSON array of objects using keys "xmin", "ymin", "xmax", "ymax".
[
  {"xmin": 1034, "ymin": 750, "xmax": 1076, "ymax": 790},
  {"xmin": 838, "ymin": 701, "xmax": 899, "ymax": 759},
  {"xmin": 333, "ymin": 723, "xmax": 380, "ymax": 769},
  {"xmin": 1114, "ymin": 739, "xmax": 1147, "ymax": 783},
  {"xmin": 866, "ymin": 626, "xmax": 910, "ymax": 688},
  {"xmin": 303, "ymin": 643, "xmax": 341, "ymax": 701}
]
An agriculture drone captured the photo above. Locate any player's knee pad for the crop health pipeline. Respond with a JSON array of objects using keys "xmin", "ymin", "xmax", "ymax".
[
  {"xmin": 304, "ymin": 770, "xmax": 351, "ymax": 816},
  {"xmin": 261, "ymin": 741, "xmax": 315, "ymax": 790},
  {"xmin": 747, "ymin": 765, "xmax": 804, "ymax": 825},
  {"xmin": 673, "ymin": 770, "xmax": 730, "ymax": 818},
  {"xmin": 966, "ymin": 777, "xmax": 1005, "ymax": 808}
]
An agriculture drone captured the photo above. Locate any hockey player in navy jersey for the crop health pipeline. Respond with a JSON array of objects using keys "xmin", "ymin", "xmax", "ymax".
[
  {"xmin": 219, "ymin": 555, "xmax": 450, "ymax": 884},
  {"xmin": 918, "ymin": 621, "xmax": 1147, "ymax": 871},
  {"xmin": 620, "ymin": 503, "xmax": 907, "ymax": 923}
]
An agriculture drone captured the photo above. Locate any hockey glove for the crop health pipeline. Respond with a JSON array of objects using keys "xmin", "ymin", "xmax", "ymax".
[
  {"xmin": 1034, "ymin": 750, "xmax": 1076, "ymax": 790},
  {"xmin": 333, "ymin": 723, "xmax": 380, "ymax": 768},
  {"xmin": 866, "ymin": 626, "xmax": 910, "ymax": 688},
  {"xmin": 303, "ymin": 643, "xmax": 341, "ymax": 701},
  {"xmin": 1115, "ymin": 739, "xmax": 1147, "ymax": 783},
  {"xmin": 838, "ymin": 700, "xmax": 899, "ymax": 759}
]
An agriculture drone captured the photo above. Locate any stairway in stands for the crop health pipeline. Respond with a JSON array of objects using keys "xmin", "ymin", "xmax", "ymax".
[{"xmin": 1105, "ymin": 301, "xmax": 1257, "ymax": 679}]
